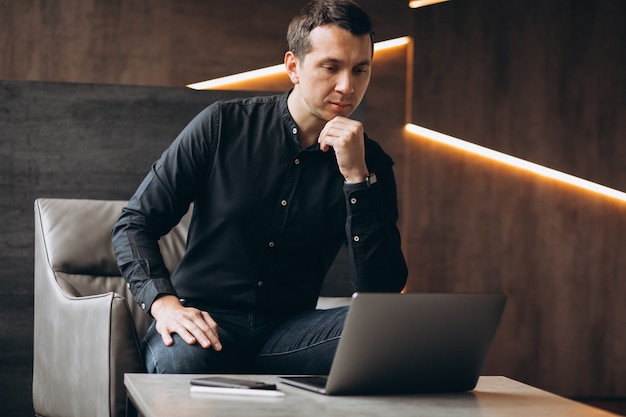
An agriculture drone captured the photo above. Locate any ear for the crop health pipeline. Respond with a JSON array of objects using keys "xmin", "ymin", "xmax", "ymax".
[{"xmin": 284, "ymin": 51, "xmax": 299, "ymax": 85}]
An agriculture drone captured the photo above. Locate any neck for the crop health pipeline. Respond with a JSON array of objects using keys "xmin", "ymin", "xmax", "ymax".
[{"xmin": 287, "ymin": 89, "xmax": 325, "ymax": 149}]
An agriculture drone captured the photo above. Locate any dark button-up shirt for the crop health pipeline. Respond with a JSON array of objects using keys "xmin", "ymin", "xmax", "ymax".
[{"xmin": 112, "ymin": 90, "xmax": 407, "ymax": 316}]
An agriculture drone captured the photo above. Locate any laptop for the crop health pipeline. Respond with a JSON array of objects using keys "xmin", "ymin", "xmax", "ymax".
[{"xmin": 278, "ymin": 292, "xmax": 506, "ymax": 395}]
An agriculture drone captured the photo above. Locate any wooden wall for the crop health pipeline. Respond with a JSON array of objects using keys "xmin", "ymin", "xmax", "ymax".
[
  {"xmin": 0, "ymin": 0, "xmax": 410, "ymax": 87},
  {"xmin": 406, "ymin": 0, "xmax": 626, "ymax": 401},
  {"xmin": 1, "ymin": 0, "xmax": 625, "ymax": 415}
]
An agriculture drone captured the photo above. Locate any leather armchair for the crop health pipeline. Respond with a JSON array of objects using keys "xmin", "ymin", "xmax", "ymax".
[
  {"xmin": 33, "ymin": 198, "xmax": 351, "ymax": 417},
  {"xmin": 33, "ymin": 198, "xmax": 190, "ymax": 417}
]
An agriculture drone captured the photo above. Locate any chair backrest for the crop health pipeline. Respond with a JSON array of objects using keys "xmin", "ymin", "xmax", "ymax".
[{"xmin": 35, "ymin": 198, "xmax": 190, "ymax": 336}]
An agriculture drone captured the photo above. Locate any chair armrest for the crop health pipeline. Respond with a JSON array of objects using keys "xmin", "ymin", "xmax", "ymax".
[
  {"xmin": 34, "ymin": 216, "xmax": 143, "ymax": 417},
  {"xmin": 33, "ymin": 265, "xmax": 143, "ymax": 417}
]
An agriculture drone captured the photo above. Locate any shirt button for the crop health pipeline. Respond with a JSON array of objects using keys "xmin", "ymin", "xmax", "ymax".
[
  {"xmin": 268, "ymin": 241, "xmax": 275, "ymax": 248},
  {"xmin": 281, "ymin": 199, "xmax": 288, "ymax": 206},
  {"xmin": 141, "ymin": 302, "xmax": 146, "ymax": 310},
  {"xmin": 292, "ymin": 127, "xmax": 297, "ymax": 135},
  {"xmin": 294, "ymin": 158, "xmax": 300, "ymax": 165},
  {"xmin": 353, "ymin": 235, "xmax": 360, "ymax": 242},
  {"xmin": 126, "ymin": 283, "xmax": 131, "ymax": 289},
  {"xmin": 257, "ymin": 281, "xmax": 264, "ymax": 287},
  {"xmin": 350, "ymin": 197, "xmax": 357, "ymax": 205}
]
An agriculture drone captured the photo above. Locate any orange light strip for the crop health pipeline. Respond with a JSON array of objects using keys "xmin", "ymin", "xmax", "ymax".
[
  {"xmin": 374, "ymin": 36, "xmax": 412, "ymax": 51},
  {"xmin": 405, "ymin": 123, "xmax": 626, "ymax": 203},
  {"xmin": 186, "ymin": 64, "xmax": 285, "ymax": 91},
  {"xmin": 186, "ymin": 37, "xmax": 412, "ymax": 90},
  {"xmin": 408, "ymin": 0, "xmax": 449, "ymax": 8}
]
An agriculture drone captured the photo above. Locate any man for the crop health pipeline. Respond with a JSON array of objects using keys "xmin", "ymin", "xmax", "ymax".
[{"xmin": 112, "ymin": 0, "xmax": 407, "ymax": 375}]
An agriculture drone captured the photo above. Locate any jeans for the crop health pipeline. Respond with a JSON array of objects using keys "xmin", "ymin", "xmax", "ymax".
[{"xmin": 143, "ymin": 306, "xmax": 349, "ymax": 375}]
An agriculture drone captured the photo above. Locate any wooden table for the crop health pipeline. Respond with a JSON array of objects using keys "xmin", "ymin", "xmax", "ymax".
[{"xmin": 125, "ymin": 374, "xmax": 621, "ymax": 417}]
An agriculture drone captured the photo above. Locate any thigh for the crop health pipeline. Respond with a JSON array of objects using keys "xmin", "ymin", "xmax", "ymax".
[
  {"xmin": 254, "ymin": 306, "xmax": 349, "ymax": 375},
  {"xmin": 143, "ymin": 310, "xmax": 255, "ymax": 374}
]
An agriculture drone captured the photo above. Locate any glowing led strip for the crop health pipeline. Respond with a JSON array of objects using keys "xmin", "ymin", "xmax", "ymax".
[
  {"xmin": 408, "ymin": 0, "xmax": 449, "ymax": 8},
  {"xmin": 187, "ymin": 64, "xmax": 285, "ymax": 90},
  {"xmin": 187, "ymin": 37, "xmax": 412, "ymax": 90},
  {"xmin": 374, "ymin": 36, "xmax": 412, "ymax": 51},
  {"xmin": 405, "ymin": 123, "xmax": 626, "ymax": 203}
]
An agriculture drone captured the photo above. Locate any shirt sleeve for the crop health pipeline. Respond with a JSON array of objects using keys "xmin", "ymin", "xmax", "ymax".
[
  {"xmin": 343, "ymin": 140, "xmax": 408, "ymax": 293},
  {"xmin": 111, "ymin": 105, "xmax": 217, "ymax": 314}
]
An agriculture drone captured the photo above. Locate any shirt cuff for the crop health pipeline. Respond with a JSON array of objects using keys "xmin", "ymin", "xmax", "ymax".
[
  {"xmin": 343, "ymin": 179, "xmax": 369, "ymax": 192},
  {"xmin": 136, "ymin": 277, "xmax": 178, "ymax": 314},
  {"xmin": 343, "ymin": 180, "xmax": 380, "ymax": 224}
]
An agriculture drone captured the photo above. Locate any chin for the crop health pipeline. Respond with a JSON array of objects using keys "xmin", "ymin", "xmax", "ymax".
[{"xmin": 328, "ymin": 108, "xmax": 354, "ymax": 119}]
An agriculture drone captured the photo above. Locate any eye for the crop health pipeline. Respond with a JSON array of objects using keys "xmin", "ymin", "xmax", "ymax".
[
  {"xmin": 353, "ymin": 66, "xmax": 369, "ymax": 75},
  {"xmin": 323, "ymin": 65, "xmax": 338, "ymax": 72}
]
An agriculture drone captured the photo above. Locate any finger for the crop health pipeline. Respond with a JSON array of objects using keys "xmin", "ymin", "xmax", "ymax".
[
  {"xmin": 166, "ymin": 321, "xmax": 200, "ymax": 346},
  {"xmin": 160, "ymin": 331, "xmax": 174, "ymax": 347},
  {"xmin": 318, "ymin": 118, "xmax": 339, "ymax": 149},
  {"xmin": 318, "ymin": 128, "xmax": 332, "ymax": 152},
  {"xmin": 202, "ymin": 312, "xmax": 223, "ymax": 351},
  {"xmin": 318, "ymin": 125, "xmax": 342, "ymax": 152},
  {"xmin": 183, "ymin": 312, "xmax": 222, "ymax": 351},
  {"xmin": 155, "ymin": 314, "xmax": 199, "ymax": 346},
  {"xmin": 155, "ymin": 322, "xmax": 178, "ymax": 346},
  {"xmin": 319, "ymin": 118, "xmax": 361, "ymax": 148}
]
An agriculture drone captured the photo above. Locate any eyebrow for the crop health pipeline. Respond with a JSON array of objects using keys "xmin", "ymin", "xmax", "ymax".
[{"xmin": 320, "ymin": 57, "xmax": 371, "ymax": 67}]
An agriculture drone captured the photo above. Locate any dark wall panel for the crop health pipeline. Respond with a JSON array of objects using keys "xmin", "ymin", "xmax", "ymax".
[
  {"xmin": 0, "ymin": 81, "xmax": 266, "ymax": 416},
  {"xmin": 411, "ymin": 0, "xmax": 626, "ymax": 191},
  {"xmin": 0, "ymin": 0, "xmax": 410, "ymax": 87},
  {"xmin": 407, "ymin": 0, "xmax": 626, "ymax": 399},
  {"xmin": 404, "ymin": 132, "xmax": 626, "ymax": 398}
]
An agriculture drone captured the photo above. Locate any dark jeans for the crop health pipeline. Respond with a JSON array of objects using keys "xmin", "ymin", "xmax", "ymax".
[{"xmin": 143, "ymin": 306, "xmax": 349, "ymax": 375}]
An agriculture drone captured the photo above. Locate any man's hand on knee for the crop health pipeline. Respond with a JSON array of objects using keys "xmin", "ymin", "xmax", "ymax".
[{"xmin": 150, "ymin": 295, "xmax": 222, "ymax": 351}]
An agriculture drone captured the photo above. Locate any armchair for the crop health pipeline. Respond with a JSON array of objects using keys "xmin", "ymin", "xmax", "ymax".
[
  {"xmin": 33, "ymin": 198, "xmax": 190, "ymax": 417},
  {"xmin": 33, "ymin": 198, "xmax": 351, "ymax": 417}
]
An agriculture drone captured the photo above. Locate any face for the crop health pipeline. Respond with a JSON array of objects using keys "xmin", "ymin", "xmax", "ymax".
[{"xmin": 286, "ymin": 24, "xmax": 372, "ymax": 126}]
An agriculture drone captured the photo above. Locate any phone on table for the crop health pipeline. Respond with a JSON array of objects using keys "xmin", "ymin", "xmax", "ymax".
[{"xmin": 190, "ymin": 376, "xmax": 277, "ymax": 390}]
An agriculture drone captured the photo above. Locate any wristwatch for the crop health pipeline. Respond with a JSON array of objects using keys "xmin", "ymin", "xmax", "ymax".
[{"xmin": 365, "ymin": 173, "xmax": 377, "ymax": 187}]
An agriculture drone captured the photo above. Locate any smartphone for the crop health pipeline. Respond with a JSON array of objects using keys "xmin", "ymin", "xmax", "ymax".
[{"xmin": 190, "ymin": 376, "xmax": 277, "ymax": 390}]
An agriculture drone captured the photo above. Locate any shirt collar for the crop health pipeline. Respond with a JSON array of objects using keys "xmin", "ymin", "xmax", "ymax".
[{"xmin": 279, "ymin": 89, "xmax": 321, "ymax": 152}]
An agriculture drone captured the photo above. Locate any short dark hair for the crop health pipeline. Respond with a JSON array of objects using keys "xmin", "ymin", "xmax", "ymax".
[{"xmin": 287, "ymin": 0, "xmax": 374, "ymax": 60}]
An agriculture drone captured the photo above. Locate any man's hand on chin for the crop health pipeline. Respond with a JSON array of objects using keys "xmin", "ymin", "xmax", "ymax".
[{"xmin": 318, "ymin": 116, "xmax": 369, "ymax": 183}]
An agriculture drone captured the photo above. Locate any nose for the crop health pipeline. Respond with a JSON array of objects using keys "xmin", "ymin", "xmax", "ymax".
[{"xmin": 335, "ymin": 70, "xmax": 354, "ymax": 94}]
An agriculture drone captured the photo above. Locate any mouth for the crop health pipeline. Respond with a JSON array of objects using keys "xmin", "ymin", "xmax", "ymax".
[{"xmin": 329, "ymin": 102, "xmax": 352, "ymax": 111}]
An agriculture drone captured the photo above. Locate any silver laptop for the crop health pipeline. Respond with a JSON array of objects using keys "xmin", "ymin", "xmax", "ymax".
[{"xmin": 278, "ymin": 292, "xmax": 506, "ymax": 395}]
